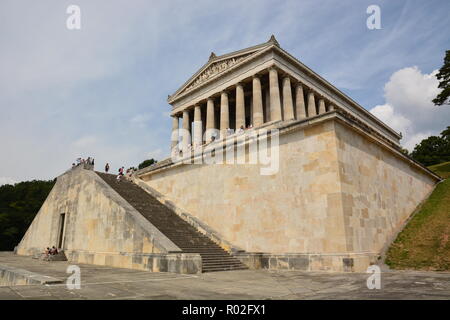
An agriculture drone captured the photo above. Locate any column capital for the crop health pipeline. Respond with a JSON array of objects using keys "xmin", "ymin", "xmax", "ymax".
[
  {"xmin": 252, "ymin": 73, "xmax": 261, "ymax": 79},
  {"xmin": 235, "ymin": 82, "xmax": 244, "ymax": 88},
  {"xmin": 268, "ymin": 65, "xmax": 277, "ymax": 72},
  {"xmin": 181, "ymin": 106, "xmax": 192, "ymax": 113}
]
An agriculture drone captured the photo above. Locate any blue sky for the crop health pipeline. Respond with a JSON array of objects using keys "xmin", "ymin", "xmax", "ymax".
[{"xmin": 0, "ymin": 0, "xmax": 449, "ymax": 184}]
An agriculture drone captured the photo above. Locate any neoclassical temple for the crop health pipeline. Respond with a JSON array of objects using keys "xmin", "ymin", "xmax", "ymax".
[
  {"xmin": 169, "ymin": 35, "xmax": 400, "ymax": 154},
  {"xmin": 137, "ymin": 35, "xmax": 440, "ymax": 271},
  {"xmin": 18, "ymin": 36, "xmax": 441, "ymax": 273}
]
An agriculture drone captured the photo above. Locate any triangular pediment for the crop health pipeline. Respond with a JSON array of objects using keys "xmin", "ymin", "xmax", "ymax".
[
  {"xmin": 183, "ymin": 52, "xmax": 254, "ymax": 93},
  {"xmin": 168, "ymin": 36, "xmax": 279, "ymax": 103}
]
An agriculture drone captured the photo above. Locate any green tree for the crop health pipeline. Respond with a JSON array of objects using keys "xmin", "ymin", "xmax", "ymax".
[
  {"xmin": 400, "ymin": 147, "xmax": 410, "ymax": 156},
  {"xmin": 433, "ymin": 50, "xmax": 450, "ymax": 106},
  {"xmin": 138, "ymin": 158, "xmax": 157, "ymax": 170},
  {"xmin": 0, "ymin": 179, "xmax": 55, "ymax": 250},
  {"xmin": 410, "ymin": 126, "xmax": 450, "ymax": 166}
]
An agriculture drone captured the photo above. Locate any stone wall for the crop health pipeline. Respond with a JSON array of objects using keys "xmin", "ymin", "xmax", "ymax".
[
  {"xmin": 16, "ymin": 166, "xmax": 201, "ymax": 274},
  {"xmin": 333, "ymin": 121, "xmax": 437, "ymax": 254},
  {"xmin": 141, "ymin": 119, "xmax": 347, "ymax": 255},
  {"xmin": 138, "ymin": 114, "xmax": 439, "ymax": 271},
  {"xmin": 0, "ymin": 264, "xmax": 63, "ymax": 286}
]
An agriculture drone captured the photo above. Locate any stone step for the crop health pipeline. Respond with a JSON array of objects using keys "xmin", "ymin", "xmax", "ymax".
[
  {"xmin": 202, "ymin": 266, "xmax": 248, "ymax": 272},
  {"xmin": 96, "ymin": 172, "xmax": 248, "ymax": 273},
  {"xmin": 181, "ymin": 250, "xmax": 228, "ymax": 253},
  {"xmin": 201, "ymin": 256, "xmax": 241, "ymax": 260},
  {"xmin": 203, "ymin": 262, "xmax": 243, "ymax": 266},
  {"xmin": 182, "ymin": 248, "xmax": 228, "ymax": 251},
  {"xmin": 200, "ymin": 254, "xmax": 234, "ymax": 258},
  {"xmin": 177, "ymin": 246, "xmax": 225, "ymax": 249}
]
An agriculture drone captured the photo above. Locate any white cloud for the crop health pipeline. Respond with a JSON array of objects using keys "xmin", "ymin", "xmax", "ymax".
[
  {"xmin": 147, "ymin": 149, "xmax": 163, "ymax": 160},
  {"xmin": 72, "ymin": 135, "xmax": 99, "ymax": 149},
  {"xmin": 0, "ymin": 177, "xmax": 18, "ymax": 186},
  {"xmin": 370, "ymin": 104, "xmax": 411, "ymax": 135},
  {"xmin": 370, "ymin": 66, "xmax": 450, "ymax": 151},
  {"xmin": 402, "ymin": 131, "xmax": 434, "ymax": 151},
  {"xmin": 130, "ymin": 114, "xmax": 152, "ymax": 128},
  {"xmin": 1, "ymin": 1, "xmax": 449, "ymax": 182}
]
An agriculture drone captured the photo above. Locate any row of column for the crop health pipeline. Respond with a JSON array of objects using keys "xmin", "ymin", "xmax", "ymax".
[{"xmin": 172, "ymin": 67, "xmax": 335, "ymax": 150}]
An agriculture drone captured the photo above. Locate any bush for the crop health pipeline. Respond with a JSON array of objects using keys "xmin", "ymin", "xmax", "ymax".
[{"xmin": 138, "ymin": 158, "xmax": 157, "ymax": 170}]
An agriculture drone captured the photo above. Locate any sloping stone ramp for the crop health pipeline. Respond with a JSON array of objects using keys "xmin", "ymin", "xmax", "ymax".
[{"xmin": 96, "ymin": 172, "xmax": 247, "ymax": 273}]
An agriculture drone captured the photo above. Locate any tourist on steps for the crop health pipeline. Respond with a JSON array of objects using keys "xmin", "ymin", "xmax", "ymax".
[
  {"xmin": 50, "ymin": 246, "xmax": 58, "ymax": 255},
  {"xmin": 117, "ymin": 166, "xmax": 124, "ymax": 182}
]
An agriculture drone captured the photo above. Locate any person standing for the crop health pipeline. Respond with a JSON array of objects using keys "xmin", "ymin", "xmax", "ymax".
[{"xmin": 105, "ymin": 163, "xmax": 110, "ymax": 173}]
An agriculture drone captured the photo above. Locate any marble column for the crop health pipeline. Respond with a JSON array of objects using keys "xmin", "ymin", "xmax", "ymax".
[
  {"xmin": 328, "ymin": 104, "xmax": 335, "ymax": 111},
  {"xmin": 252, "ymin": 75, "xmax": 264, "ymax": 127},
  {"xmin": 220, "ymin": 91, "xmax": 229, "ymax": 138},
  {"xmin": 235, "ymin": 83, "xmax": 245, "ymax": 130},
  {"xmin": 182, "ymin": 109, "xmax": 190, "ymax": 152},
  {"xmin": 318, "ymin": 98, "xmax": 326, "ymax": 114},
  {"xmin": 171, "ymin": 115, "xmax": 179, "ymax": 155},
  {"xmin": 269, "ymin": 67, "xmax": 282, "ymax": 121},
  {"xmin": 307, "ymin": 91, "xmax": 317, "ymax": 117},
  {"xmin": 295, "ymin": 83, "xmax": 306, "ymax": 120},
  {"xmin": 193, "ymin": 105, "xmax": 202, "ymax": 147},
  {"xmin": 265, "ymin": 88, "xmax": 270, "ymax": 122},
  {"xmin": 282, "ymin": 76, "xmax": 294, "ymax": 120},
  {"xmin": 206, "ymin": 98, "xmax": 215, "ymax": 142}
]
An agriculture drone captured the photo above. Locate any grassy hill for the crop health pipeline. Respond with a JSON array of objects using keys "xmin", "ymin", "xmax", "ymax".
[
  {"xmin": 385, "ymin": 162, "xmax": 450, "ymax": 271},
  {"xmin": 427, "ymin": 161, "xmax": 450, "ymax": 179}
]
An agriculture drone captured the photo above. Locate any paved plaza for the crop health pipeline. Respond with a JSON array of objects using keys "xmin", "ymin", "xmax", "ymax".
[{"xmin": 0, "ymin": 252, "xmax": 449, "ymax": 300}]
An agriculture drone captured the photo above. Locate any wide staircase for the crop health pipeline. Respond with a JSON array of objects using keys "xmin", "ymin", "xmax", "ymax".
[{"xmin": 96, "ymin": 172, "xmax": 247, "ymax": 273}]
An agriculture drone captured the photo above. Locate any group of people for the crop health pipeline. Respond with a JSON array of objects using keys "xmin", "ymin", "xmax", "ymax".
[
  {"xmin": 181, "ymin": 124, "xmax": 254, "ymax": 154},
  {"xmin": 104, "ymin": 163, "xmax": 135, "ymax": 181},
  {"xmin": 116, "ymin": 166, "xmax": 135, "ymax": 181},
  {"xmin": 69, "ymin": 158, "xmax": 135, "ymax": 182},
  {"xmin": 42, "ymin": 246, "xmax": 59, "ymax": 260},
  {"xmin": 213, "ymin": 124, "xmax": 253, "ymax": 141},
  {"xmin": 72, "ymin": 157, "xmax": 95, "ymax": 168}
]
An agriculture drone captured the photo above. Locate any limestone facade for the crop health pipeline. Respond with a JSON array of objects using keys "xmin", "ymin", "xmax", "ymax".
[
  {"xmin": 16, "ymin": 36, "xmax": 441, "ymax": 273},
  {"xmin": 137, "ymin": 36, "xmax": 441, "ymax": 271},
  {"xmin": 138, "ymin": 113, "xmax": 439, "ymax": 271},
  {"xmin": 17, "ymin": 166, "xmax": 202, "ymax": 274}
]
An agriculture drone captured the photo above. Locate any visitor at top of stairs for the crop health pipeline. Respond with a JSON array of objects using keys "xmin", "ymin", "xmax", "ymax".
[{"xmin": 71, "ymin": 156, "xmax": 95, "ymax": 170}]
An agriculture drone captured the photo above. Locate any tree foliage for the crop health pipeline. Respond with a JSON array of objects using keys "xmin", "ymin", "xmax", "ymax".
[
  {"xmin": 0, "ymin": 179, "xmax": 55, "ymax": 251},
  {"xmin": 137, "ymin": 158, "xmax": 157, "ymax": 170},
  {"xmin": 433, "ymin": 50, "xmax": 450, "ymax": 106},
  {"xmin": 410, "ymin": 126, "xmax": 450, "ymax": 166}
]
